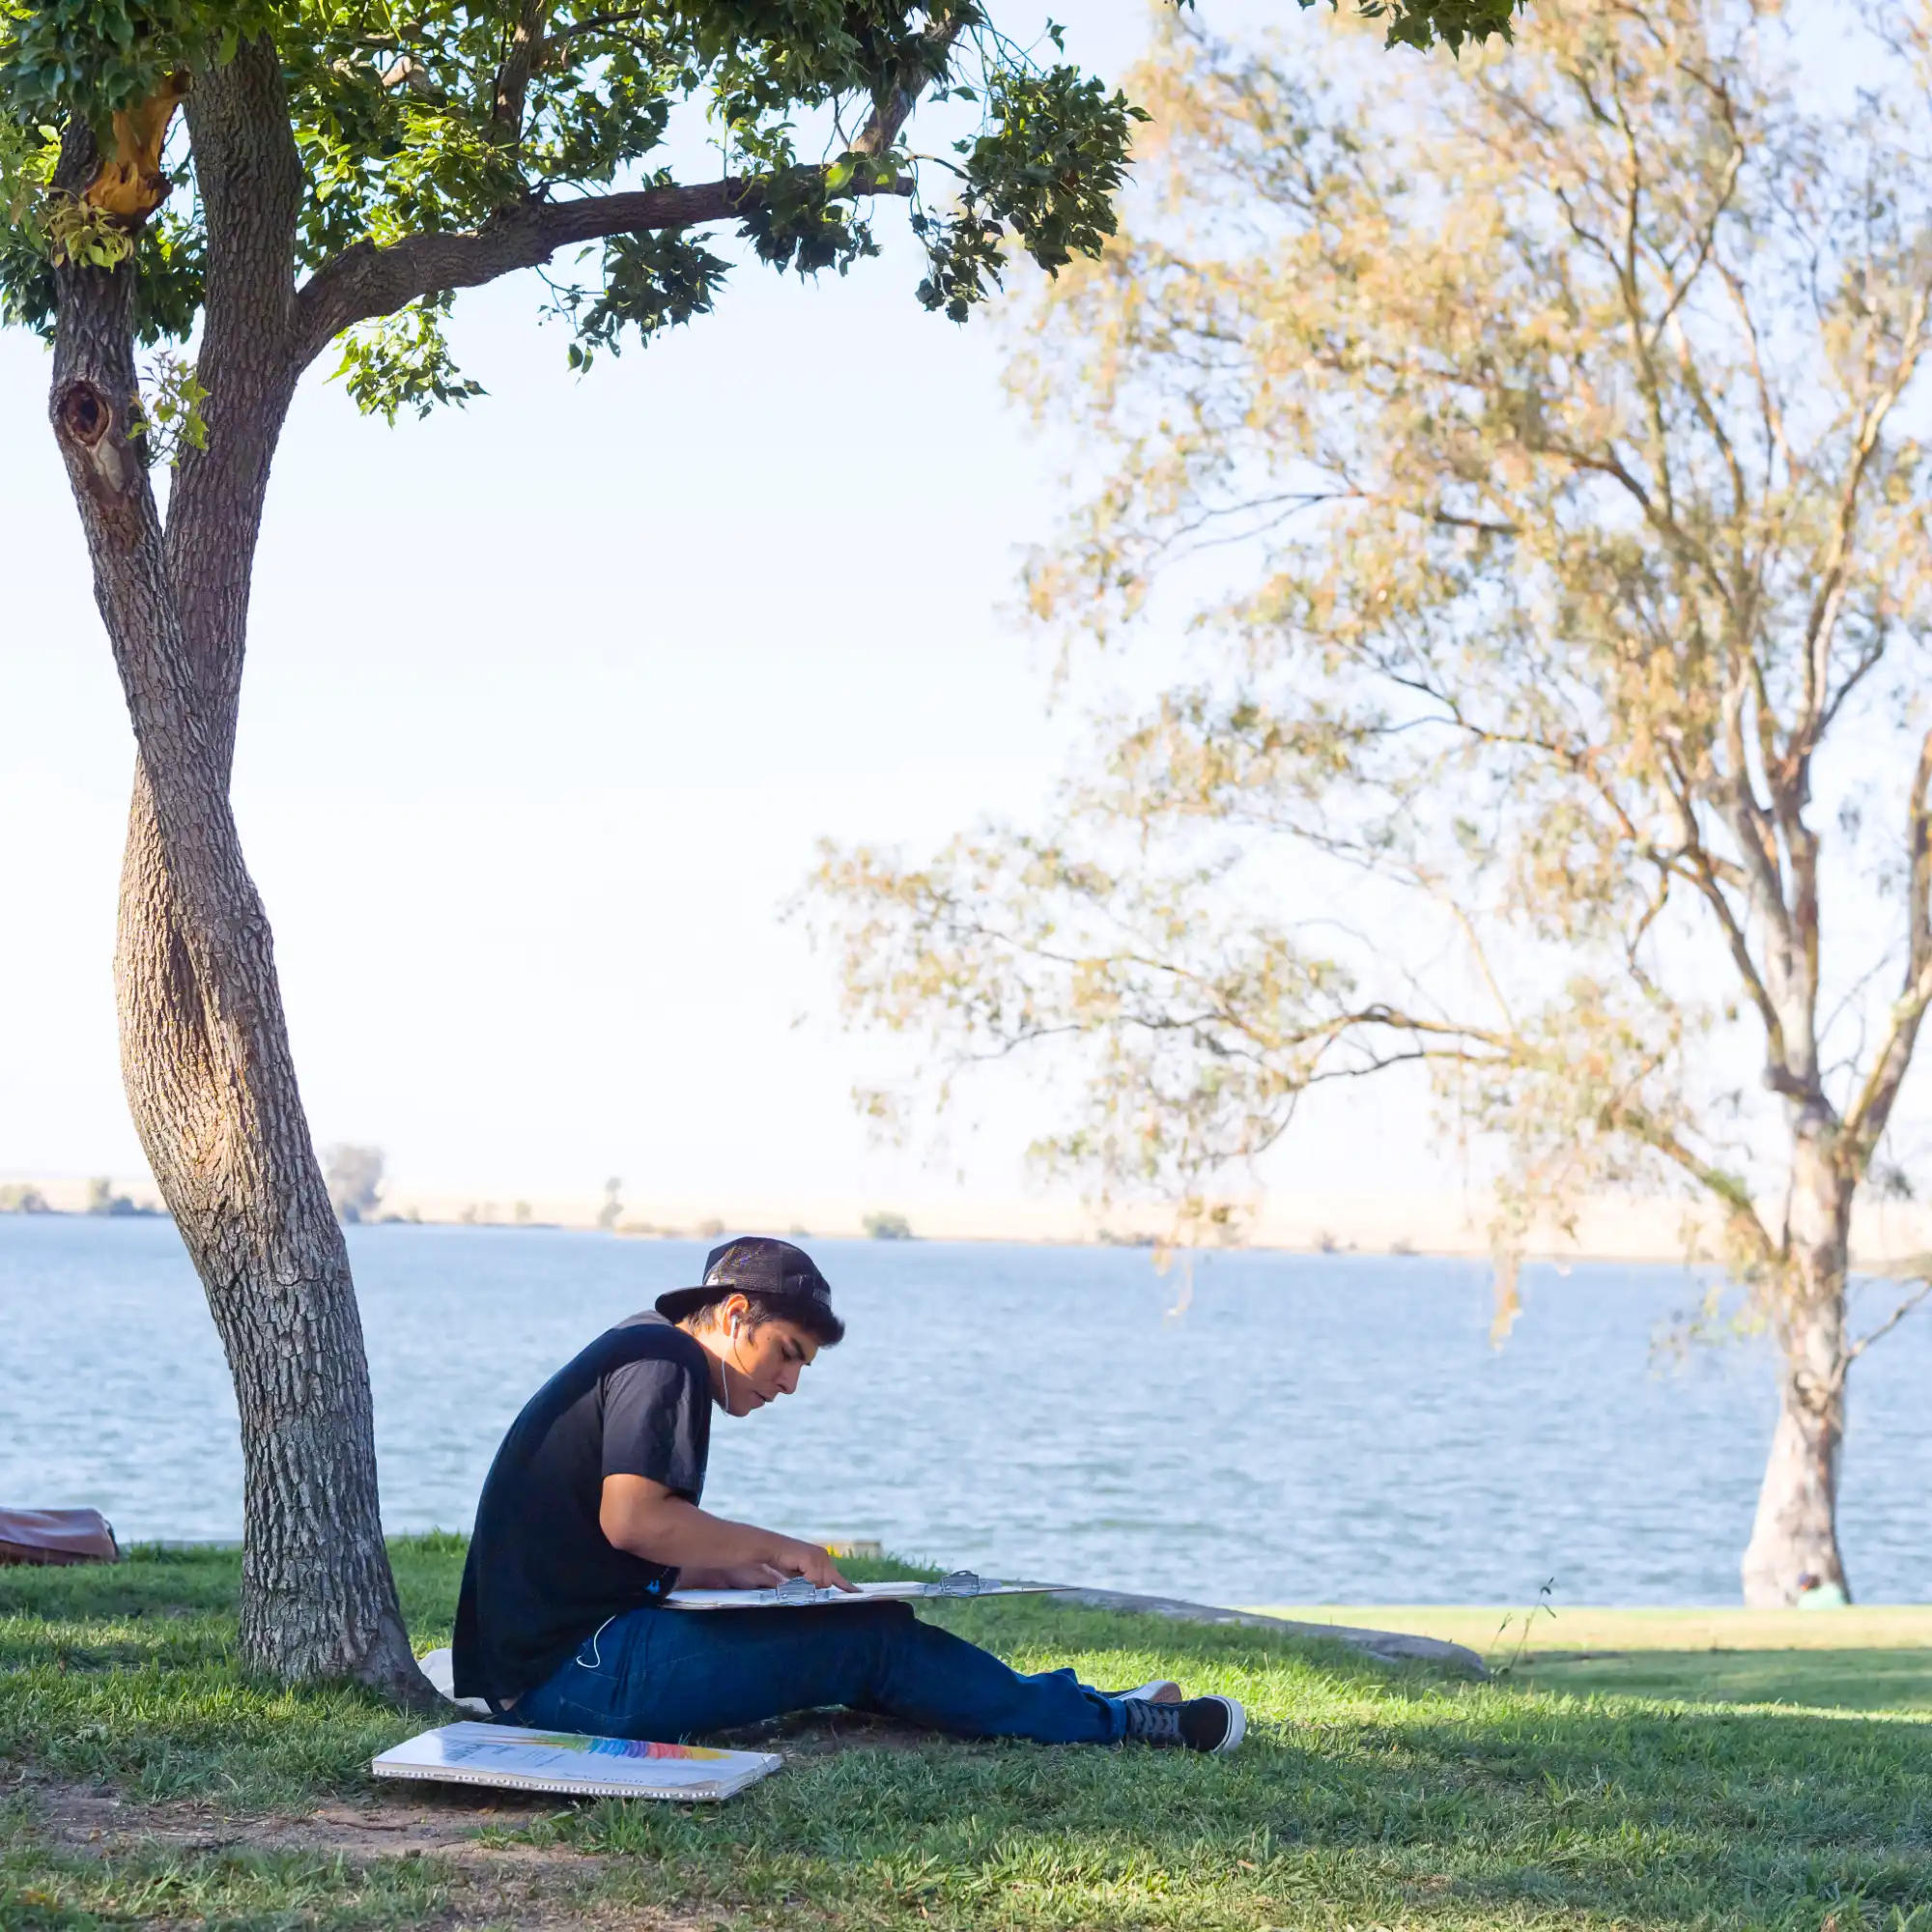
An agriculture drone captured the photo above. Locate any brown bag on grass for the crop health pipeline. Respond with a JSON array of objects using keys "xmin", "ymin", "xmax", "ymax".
[{"xmin": 0, "ymin": 1507, "xmax": 121, "ymax": 1566}]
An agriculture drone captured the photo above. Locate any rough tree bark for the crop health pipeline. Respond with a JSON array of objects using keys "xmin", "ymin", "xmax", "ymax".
[
  {"xmin": 1740, "ymin": 1120, "xmax": 1854, "ymax": 1607},
  {"xmin": 48, "ymin": 46, "xmax": 427, "ymax": 1697}
]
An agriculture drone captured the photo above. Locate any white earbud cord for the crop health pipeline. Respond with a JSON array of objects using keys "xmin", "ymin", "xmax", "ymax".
[{"xmin": 719, "ymin": 1319, "xmax": 746, "ymax": 1409}]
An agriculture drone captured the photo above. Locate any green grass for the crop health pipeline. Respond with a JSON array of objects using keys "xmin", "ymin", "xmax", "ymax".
[
  {"xmin": 1261, "ymin": 1605, "xmax": 1932, "ymax": 1714},
  {"xmin": 1518, "ymin": 1646, "xmax": 1932, "ymax": 1710},
  {"xmin": 1, "ymin": 1543, "xmax": 1927, "ymax": 1929}
]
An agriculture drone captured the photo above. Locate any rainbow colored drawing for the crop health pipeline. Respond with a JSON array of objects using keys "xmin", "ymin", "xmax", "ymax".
[{"xmin": 526, "ymin": 1731, "xmax": 728, "ymax": 1761}]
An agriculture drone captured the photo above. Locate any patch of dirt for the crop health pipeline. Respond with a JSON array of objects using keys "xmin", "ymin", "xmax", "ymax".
[
  {"xmin": 32, "ymin": 1776, "xmax": 583, "ymax": 1861},
  {"xmin": 16, "ymin": 1776, "xmax": 718, "ymax": 1930},
  {"xmin": 10, "ymin": 1726, "xmax": 945, "ymax": 1927}
]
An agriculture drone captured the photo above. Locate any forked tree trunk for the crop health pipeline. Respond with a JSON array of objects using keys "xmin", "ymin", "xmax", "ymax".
[
  {"xmin": 1741, "ymin": 1127, "xmax": 1854, "ymax": 1607},
  {"xmin": 47, "ymin": 64, "xmax": 429, "ymax": 1699}
]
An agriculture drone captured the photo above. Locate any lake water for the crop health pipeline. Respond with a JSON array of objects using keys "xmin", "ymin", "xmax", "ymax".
[{"xmin": 1, "ymin": 1217, "xmax": 1926, "ymax": 1606}]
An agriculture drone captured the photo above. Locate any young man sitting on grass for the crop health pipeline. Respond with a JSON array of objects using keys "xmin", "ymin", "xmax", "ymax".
[{"xmin": 453, "ymin": 1236, "xmax": 1244, "ymax": 1753}]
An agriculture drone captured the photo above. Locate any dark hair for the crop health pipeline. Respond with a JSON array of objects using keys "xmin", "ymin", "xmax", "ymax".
[{"xmin": 685, "ymin": 1288, "xmax": 844, "ymax": 1348}]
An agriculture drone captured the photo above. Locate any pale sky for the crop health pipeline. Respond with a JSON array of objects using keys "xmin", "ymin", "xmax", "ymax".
[{"xmin": 1, "ymin": 2, "xmax": 1450, "ymax": 1222}]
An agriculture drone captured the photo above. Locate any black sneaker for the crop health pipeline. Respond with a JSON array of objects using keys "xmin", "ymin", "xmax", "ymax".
[{"xmin": 1122, "ymin": 1692, "xmax": 1246, "ymax": 1753}]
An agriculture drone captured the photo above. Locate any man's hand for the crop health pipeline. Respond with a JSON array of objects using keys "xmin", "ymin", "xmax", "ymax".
[{"xmin": 764, "ymin": 1536, "xmax": 857, "ymax": 1592}]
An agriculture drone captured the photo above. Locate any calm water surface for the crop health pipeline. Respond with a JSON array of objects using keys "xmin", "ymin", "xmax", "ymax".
[{"xmin": 1, "ymin": 1217, "xmax": 1925, "ymax": 1605}]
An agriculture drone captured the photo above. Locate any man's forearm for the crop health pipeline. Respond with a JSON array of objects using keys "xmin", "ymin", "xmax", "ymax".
[
  {"xmin": 599, "ymin": 1476, "xmax": 853, "ymax": 1589},
  {"xmin": 674, "ymin": 1562, "xmax": 785, "ymax": 1589},
  {"xmin": 606, "ymin": 1494, "xmax": 788, "ymax": 1573}
]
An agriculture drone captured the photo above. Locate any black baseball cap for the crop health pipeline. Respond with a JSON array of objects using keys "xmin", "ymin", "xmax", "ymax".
[{"xmin": 656, "ymin": 1236, "xmax": 845, "ymax": 1343}]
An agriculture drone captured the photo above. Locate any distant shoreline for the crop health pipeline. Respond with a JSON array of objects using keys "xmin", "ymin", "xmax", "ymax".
[{"xmin": 7, "ymin": 1171, "xmax": 1931, "ymax": 1270}]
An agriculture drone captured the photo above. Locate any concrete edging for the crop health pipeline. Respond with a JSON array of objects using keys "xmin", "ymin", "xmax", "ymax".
[{"xmin": 1051, "ymin": 1587, "xmax": 1490, "ymax": 1678}]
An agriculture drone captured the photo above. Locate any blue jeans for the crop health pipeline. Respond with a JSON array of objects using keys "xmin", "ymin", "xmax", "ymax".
[{"xmin": 512, "ymin": 1600, "xmax": 1129, "ymax": 1746}]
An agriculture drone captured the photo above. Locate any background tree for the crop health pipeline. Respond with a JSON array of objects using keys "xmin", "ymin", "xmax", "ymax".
[
  {"xmin": 597, "ymin": 1175, "xmax": 624, "ymax": 1232},
  {"xmin": 813, "ymin": 0, "xmax": 1932, "ymax": 1605},
  {"xmin": 324, "ymin": 1143, "xmax": 385, "ymax": 1224},
  {"xmin": 83, "ymin": 1174, "xmax": 144, "ymax": 1215}
]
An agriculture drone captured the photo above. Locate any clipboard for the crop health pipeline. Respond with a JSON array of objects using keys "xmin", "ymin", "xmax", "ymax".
[{"xmin": 665, "ymin": 1571, "xmax": 1063, "ymax": 1610}]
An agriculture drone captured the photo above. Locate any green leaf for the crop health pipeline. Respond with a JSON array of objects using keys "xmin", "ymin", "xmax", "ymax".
[{"xmin": 329, "ymin": 295, "xmax": 485, "ymax": 426}]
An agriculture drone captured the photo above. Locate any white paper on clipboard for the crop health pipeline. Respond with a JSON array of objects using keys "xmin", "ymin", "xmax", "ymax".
[{"xmin": 665, "ymin": 1572, "xmax": 1064, "ymax": 1610}]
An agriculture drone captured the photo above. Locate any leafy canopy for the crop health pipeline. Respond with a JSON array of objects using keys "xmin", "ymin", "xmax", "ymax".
[
  {"xmin": 0, "ymin": 1, "xmax": 1523, "ymax": 415},
  {"xmin": 0, "ymin": 3, "xmax": 1141, "ymax": 408}
]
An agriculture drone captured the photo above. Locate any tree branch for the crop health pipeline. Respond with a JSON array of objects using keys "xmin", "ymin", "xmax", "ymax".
[
  {"xmin": 1708, "ymin": 650, "xmax": 1811, "ymax": 1089},
  {"xmin": 1668, "ymin": 765, "xmax": 1789, "ymax": 1065},
  {"xmin": 293, "ymin": 7, "xmax": 967, "ymax": 370},
  {"xmin": 1844, "ymin": 725, "xmax": 1932, "ymax": 1159},
  {"xmin": 1845, "ymin": 1275, "xmax": 1932, "ymax": 1365},
  {"xmin": 1795, "ymin": 287, "xmax": 1930, "ymax": 763},
  {"xmin": 1615, "ymin": 1105, "xmax": 1779, "ymax": 1267},
  {"xmin": 292, "ymin": 165, "xmax": 912, "ymax": 368},
  {"xmin": 852, "ymin": 11, "xmax": 967, "ymax": 156},
  {"xmin": 492, "ymin": 0, "xmax": 553, "ymax": 138}
]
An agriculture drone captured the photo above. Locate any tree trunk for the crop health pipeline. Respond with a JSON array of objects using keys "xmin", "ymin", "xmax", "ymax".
[
  {"xmin": 114, "ymin": 779, "xmax": 426, "ymax": 1694},
  {"xmin": 1740, "ymin": 1125, "xmax": 1853, "ymax": 1607},
  {"xmin": 47, "ymin": 81, "xmax": 430, "ymax": 1699}
]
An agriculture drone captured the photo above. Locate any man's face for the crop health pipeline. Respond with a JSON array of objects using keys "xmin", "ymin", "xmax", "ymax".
[{"xmin": 720, "ymin": 1307, "xmax": 821, "ymax": 1415}]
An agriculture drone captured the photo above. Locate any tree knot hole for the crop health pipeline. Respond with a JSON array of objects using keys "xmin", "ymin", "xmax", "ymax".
[{"xmin": 59, "ymin": 382, "xmax": 111, "ymax": 448}]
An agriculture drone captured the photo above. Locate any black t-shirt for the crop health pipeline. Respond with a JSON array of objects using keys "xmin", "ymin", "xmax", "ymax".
[{"xmin": 453, "ymin": 1312, "xmax": 712, "ymax": 1701}]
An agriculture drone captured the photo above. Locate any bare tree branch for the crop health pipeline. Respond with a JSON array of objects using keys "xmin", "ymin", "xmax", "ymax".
[
  {"xmin": 1844, "ymin": 1274, "xmax": 1932, "ymax": 1365},
  {"xmin": 1844, "ymin": 725, "xmax": 1932, "ymax": 1159}
]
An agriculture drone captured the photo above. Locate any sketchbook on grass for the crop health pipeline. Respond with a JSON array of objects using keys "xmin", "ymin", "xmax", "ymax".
[
  {"xmin": 371, "ymin": 1722, "xmax": 781, "ymax": 1801},
  {"xmin": 665, "ymin": 1571, "xmax": 1064, "ymax": 1610}
]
